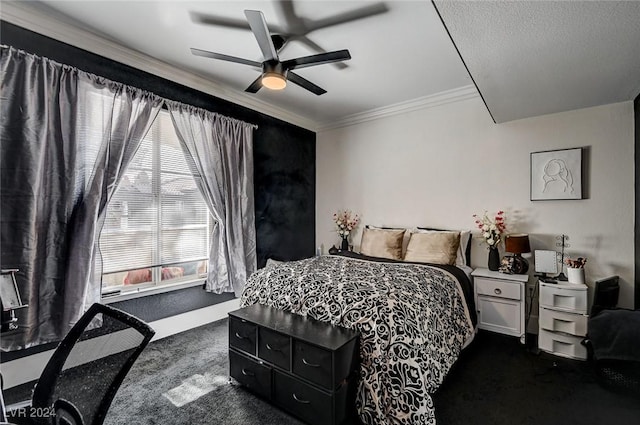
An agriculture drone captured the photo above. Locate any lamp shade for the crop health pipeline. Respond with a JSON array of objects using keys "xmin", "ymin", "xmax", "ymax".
[{"xmin": 505, "ymin": 234, "xmax": 531, "ymax": 254}]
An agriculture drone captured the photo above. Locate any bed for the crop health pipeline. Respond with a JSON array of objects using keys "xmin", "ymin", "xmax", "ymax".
[{"xmin": 240, "ymin": 250, "xmax": 477, "ymax": 425}]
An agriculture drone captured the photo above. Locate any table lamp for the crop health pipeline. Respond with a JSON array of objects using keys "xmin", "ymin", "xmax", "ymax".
[{"xmin": 505, "ymin": 234, "xmax": 531, "ymax": 274}]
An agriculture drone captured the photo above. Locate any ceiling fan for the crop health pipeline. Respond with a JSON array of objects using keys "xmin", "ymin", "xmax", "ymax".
[
  {"xmin": 191, "ymin": 10, "xmax": 352, "ymax": 95},
  {"xmin": 191, "ymin": 1, "xmax": 388, "ymax": 70}
]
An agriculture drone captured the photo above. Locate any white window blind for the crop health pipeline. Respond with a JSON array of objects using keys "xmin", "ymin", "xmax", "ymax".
[{"xmin": 99, "ymin": 110, "xmax": 209, "ymax": 292}]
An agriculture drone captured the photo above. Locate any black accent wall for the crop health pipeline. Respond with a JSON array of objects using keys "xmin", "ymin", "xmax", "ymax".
[
  {"xmin": 635, "ymin": 93, "xmax": 639, "ymax": 310},
  {"xmin": 0, "ymin": 22, "xmax": 315, "ymax": 360}
]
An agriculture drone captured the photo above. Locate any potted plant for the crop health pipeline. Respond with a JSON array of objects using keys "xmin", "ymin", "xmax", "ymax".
[{"xmin": 565, "ymin": 256, "xmax": 587, "ymax": 284}]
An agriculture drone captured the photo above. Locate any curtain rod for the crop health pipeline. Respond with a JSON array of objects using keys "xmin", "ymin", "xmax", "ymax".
[{"xmin": 1, "ymin": 45, "xmax": 258, "ymax": 130}]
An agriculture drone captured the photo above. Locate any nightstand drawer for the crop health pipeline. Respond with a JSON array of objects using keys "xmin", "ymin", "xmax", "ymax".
[
  {"xmin": 539, "ymin": 283, "xmax": 587, "ymax": 313},
  {"xmin": 538, "ymin": 328, "xmax": 587, "ymax": 360},
  {"xmin": 229, "ymin": 316, "xmax": 257, "ymax": 354},
  {"xmin": 475, "ymin": 277, "xmax": 521, "ymax": 301},
  {"xmin": 258, "ymin": 327, "xmax": 291, "ymax": 370},
  {"xmin": 539, "ymin": 307, "xmax": 588, "ymax": 336},
  {"xmin": 477, "ymin": 296, "xmax": 522, "ymax": 336},
  {"xmin": 293, "ymin": 340, "xmax": 333, "ymax": 389}
]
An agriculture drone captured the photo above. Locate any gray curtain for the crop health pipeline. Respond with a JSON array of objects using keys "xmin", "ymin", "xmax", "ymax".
[
  {"xmin": 167, "ymin": 101, "xmax": 257, "ymax": 296},
  {"xmin": 0, "ymin": 46, "xmax": 162, "ymax": 349},
  {"xmin": 64, "ymin": 80, "xmax": 163, "ymax": 332}
]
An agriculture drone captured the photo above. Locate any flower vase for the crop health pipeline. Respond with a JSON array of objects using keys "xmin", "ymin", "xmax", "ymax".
[
  {"xmin": 567, "ymin": 267, "xmax": 585, "ymax": 284},
  {"xmin": 488, "ymin": 246, "xmax": 500, "ymax": 271},
  {"xmin": 340, "ymin": 237, "xmax": 349, "ymax": 251}
]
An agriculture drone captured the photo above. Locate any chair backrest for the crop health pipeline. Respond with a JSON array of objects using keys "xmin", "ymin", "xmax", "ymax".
[
  {"xmin": 30, "ymin": 303, "xmax": 155, "ymax": 425},
  {"xmin": 593, "ymin": 276, "xmax": 620, "ymax": 310}
]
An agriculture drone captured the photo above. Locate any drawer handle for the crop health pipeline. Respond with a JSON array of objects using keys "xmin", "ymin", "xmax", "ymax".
[
  {"xmin": 292, "ymin": 393, "xmax": 310, "ymax": 404},
  {"xmin": 235, "ymin": 332, "xmax": 248, "ymax": 340},
  {"xmin": 302, "ymin": 358, "xmax": 320, "ymax": 368},
  {"xmin": 241, "ymin": 368, "xmax": 254, "ymax": 377},
  {"xmin": 494, "ymin": 288, "xmax": 502, "ymax": 295},
  {"xmin": 266, "ymin": 343, "xmax": 281, "ymax": 352}
]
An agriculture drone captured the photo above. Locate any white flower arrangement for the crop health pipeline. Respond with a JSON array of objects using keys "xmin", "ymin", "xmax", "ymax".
[
  {"xmin": 333, "ymin": 210, "xmax": 360, "ymax": 239},
  {"xmin": 473, "ymin": 210, "xmax": 507, "ymax": 248}
]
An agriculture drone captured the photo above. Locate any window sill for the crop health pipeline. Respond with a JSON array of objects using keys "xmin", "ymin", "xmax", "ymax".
[{"xmin": 101, "ymin": 279, "xmax": 205, "ymax": 304}]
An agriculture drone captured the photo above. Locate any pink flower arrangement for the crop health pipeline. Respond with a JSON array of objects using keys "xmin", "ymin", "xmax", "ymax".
[
  {"xmin": 473, "ymin": 210, "xmax": 507, "ymax": 247},
  {"xmin": 565, "ymin": 257, "xmax": 587, "ymax": 269},
  {"xmin": 333, "ymin": 210, "xmax": 360, "ymax": 239}
]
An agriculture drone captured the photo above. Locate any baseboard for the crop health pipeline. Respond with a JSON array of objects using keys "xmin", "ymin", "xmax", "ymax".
[{"xmin": 1, "ymin": 298, "xmax": 240, "ymax": 389}]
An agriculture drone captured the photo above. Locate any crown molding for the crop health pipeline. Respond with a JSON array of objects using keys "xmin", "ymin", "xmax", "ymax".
[
  {"xmin": 316, "ymin": 84, "xmax": 479, "ymax": 132},
  {"xmin": 0, "ymin": 1, "xmax": 317, "ymax": 131}
]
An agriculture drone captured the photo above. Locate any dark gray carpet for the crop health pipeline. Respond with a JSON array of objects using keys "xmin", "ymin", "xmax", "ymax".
[
  {"xmin": 103, "ymin": 318, "xmax": 304, "ymax": 425},
  {"xmin": 5, "ymin": 320, "xmax": 640, "ymax": 424},
  {"xmin": 433, "ymin": 331, "xmax": 640, "ymax": 425}
]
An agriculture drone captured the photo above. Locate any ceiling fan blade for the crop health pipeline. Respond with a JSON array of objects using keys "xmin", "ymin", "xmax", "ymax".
[
  {"xmin": 307, "ymin": 3, "xmax": 389, "ymax": 32},
  {"xmin": 283, "ymin": 50, "xmax": 351, "ymax": 70},
  {"xmin": 274, "ymin": 0, "xmax": 298, "ymax": 23},
  {"xmin": 287, "ymin": 72, "xmax": 326, "ymax": 96},
  {"xmin": 190, "ymin": 12, "xmax": 250, "ymax": 30},
  {"xmin": 296, "ymin": 37, "xmax": 348, "ymax": 70},
  {"xmin": 244, "ymin": 10, "xmax": 279, "ymax": 61},
  {"xmin": 245, "ymin": 76, "xmax": 263, "ymax": 93},
  {"xmin": 191, "ymin": 48, "xmax": 262, "ymax": 68}
]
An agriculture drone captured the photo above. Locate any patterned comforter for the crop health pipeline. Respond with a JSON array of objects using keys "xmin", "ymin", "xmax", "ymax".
[{"xmin": 240, "ymin": 254, "xmax": 476, "ymax": 425}]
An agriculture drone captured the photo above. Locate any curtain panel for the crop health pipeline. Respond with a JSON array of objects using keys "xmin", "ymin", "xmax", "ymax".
[
  {"xmin": 64, "ymin": 80, "xmax": 163, "ymax": 331},
  {"xmin": 1, "ymin": 45, "xmax": 257, "ymax": 350},
  {"xmin": 167, "ymin": 102, "xmax": 257, "ymax": 296},
  {"xmin": 1, "ymin": 46, "xmax": 159, "ymax": 349}
]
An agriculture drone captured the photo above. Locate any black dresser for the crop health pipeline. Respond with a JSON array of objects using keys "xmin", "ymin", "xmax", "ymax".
[{"xmin": 228, "ymin": 304, "xmax": 360, "ymax": 425}]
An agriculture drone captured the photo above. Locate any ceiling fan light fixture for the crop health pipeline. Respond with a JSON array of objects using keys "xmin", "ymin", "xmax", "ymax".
[{"xmin": 261, "ymin": 72, "xmax": 287, "ymax": 90}]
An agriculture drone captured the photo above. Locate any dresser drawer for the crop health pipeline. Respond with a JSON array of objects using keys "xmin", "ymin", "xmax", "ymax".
[
  {"xmin": 273, "ymin": 370, "xmax": 332, "ymax": 425},
  {"xmin": 293, "ymin": 340, "xmax": 333, "ymax": 389},
  {"xmin": 258, "ymin": 327, "xmax": 291, "ymax": 370},
  {"xmin": 229, "ymin": 350, "xmax": 272, "ymax": 399},
  {"xmin": 475, "ymin": 277, "xmax": 521, "ymax": 301},
  {"xmin": 539, "ymin": 307, "xmax": 588, "ymax": 336},
  {"xmin": 539, "ymin": 283, "xmax": 587, "ymax": 313},
  {"xmin": 538, "ymin": 328, "xmax": 587, "ymax": 360},
  {"xmin": 229, "ymin": 316, "xmax": 257, "ymax": 355}
]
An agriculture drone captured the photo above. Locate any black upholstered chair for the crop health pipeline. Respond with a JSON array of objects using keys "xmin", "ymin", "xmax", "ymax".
[{"xmin": 8, "ymin": 303, "xmax": 155, "ymax": 425}]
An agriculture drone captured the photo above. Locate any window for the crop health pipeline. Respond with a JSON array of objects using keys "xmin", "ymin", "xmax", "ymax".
[{"xmin": 99, "ymin": 110, "xmax": 209, "ymax": 296}]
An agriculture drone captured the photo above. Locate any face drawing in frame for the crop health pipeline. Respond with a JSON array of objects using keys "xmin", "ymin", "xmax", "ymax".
[
  {"xmin": 531, "ymin": 148, "xmax": 582, "ymax": 201},
  {"xmin": 542, "ymin": 158, "xmax": 574, "ymax": 194}
]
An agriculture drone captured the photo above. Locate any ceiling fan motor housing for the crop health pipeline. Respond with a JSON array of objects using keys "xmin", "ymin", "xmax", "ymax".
[
  {"xmin": 262, "ymin": 60, "xmax": 288, "ymax": 90},
  {"xmin": 263, "ymin": 60, "xmax": 287, "ymax": 77}
]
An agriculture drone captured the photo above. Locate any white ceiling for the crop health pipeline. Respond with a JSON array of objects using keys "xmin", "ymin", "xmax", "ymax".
[
  {"xmin": 2, "ymin": 1, "xmax": 639, "ymax": 129},
  {"xmin": 434, "ymin": 0, "xmax": 640, "ymax": 123}
]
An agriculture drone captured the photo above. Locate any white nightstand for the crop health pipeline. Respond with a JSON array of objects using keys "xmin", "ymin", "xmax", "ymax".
[
  {"xmin": 471, "ymin": 268, "xmax": 529, "ymax": 343},
  {"xmin": 538, "ymin": 280, "xmax": 588, "ymax": 360}
]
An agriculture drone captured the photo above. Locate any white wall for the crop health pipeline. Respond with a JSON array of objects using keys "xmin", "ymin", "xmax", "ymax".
[{"xmin": 317, "ymin": 97, "xmax": 635, "ymax": 308}]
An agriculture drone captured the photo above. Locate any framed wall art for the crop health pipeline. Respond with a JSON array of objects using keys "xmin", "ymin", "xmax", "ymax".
[{"xmin": 530, "ymin": 148, "xmax": 583, "ymax": 201}]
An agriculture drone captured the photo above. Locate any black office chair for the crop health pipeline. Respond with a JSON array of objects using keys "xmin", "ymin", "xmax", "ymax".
[
  {"xmin": 590, "ymin": 275, "xmax": 620, "ymax": 317},
  {"xmin": 7, "ymin": 303, "xmax": 155, "ymax": 425},
  {"xmin": 583, "ymin": 277, "xmax": 640, "ymax": 396}
]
